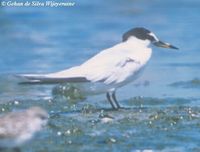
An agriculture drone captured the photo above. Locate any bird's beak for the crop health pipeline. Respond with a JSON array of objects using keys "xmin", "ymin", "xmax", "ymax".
[{"xmin": 153, "ymin": 41, "xmax": 178, "ymax": 50}]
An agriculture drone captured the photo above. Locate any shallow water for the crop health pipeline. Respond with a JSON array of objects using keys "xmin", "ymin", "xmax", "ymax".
[{"xmin": 0, "ymin": 0, "xmax": 200, "ymax": 151}]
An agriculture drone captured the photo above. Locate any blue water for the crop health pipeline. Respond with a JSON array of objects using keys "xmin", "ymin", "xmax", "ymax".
[{"xmin": 0, "ymin": 0, "xmax": 200, "ymax": 151}]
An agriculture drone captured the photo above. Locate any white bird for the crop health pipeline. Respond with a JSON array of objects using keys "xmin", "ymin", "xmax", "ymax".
[
  {"xmin": 0, "ymin": 107, "xmax": 48, "ymax": 152},
  {"xmin": 20, "ymin": 27, "xmax": 178, "ymax": 109}
]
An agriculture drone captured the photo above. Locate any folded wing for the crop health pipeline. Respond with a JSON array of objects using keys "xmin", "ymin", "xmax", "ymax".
[
  {"xmin": 18, "ymin": 43, "xmax": 145, "ymax": 85},
  {"xmin": 82, "ymin": 56, "xmax": 142, "ymax": 85},
  {"xmin": 18, "ymin": 66, "xmax": 90, "ymax": 84}
]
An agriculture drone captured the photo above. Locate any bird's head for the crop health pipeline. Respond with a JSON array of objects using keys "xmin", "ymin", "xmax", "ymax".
[{"xmin": 122, "ymin": 27, "xmax": 178, "ymax": 49}]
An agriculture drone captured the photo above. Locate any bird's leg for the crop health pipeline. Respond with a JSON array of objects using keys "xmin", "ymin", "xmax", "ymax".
[
  {"xmin": 111, "ymin": 91, "xmax": 121, "ymax": 109},
  {"xmin": 106, "ymin": 92, "xmax": 116, "ymax": 109}
]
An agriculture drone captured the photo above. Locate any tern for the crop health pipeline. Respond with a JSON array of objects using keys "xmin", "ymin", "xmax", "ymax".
[{"xmin": 20, "ymin": 27, "xmax": 178, "ymax": 109}]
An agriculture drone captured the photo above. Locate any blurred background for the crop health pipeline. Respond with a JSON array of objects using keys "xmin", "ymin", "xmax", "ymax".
[{"xmin": 0, "ymin": 0, "xmax": 200, "ymax": 151}]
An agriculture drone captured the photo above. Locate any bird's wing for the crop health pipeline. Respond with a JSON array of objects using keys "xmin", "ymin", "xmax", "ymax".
[
  {"xmin": 18, "ymin": 42, "xmax": 146, "ymax": 85},
  {"xmin": 81, "ymin": 55, "xmax": 143, "ymax": 84},
  {"xmin": 18, "ymin": 44, "xmax": 122, "ymax": 84},
  {"xmin": 18, "ymin": 66, "xmax": 90, "ymax": 84},
  {"xmin": 19, "ymin": 77, "xmax": 90, "ymax": 84}
]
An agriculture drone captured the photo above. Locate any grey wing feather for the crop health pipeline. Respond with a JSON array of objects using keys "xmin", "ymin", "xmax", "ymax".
[{"xmin": 18, "ymin": 75, "xmax": 90, "ymax": 85}]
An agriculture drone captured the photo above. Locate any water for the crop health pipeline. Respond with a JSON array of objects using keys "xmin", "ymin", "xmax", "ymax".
[{"xmin": 0, "ymin": 0, "xmax": 200, "ymax": 151}]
